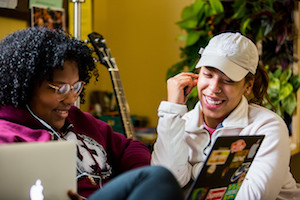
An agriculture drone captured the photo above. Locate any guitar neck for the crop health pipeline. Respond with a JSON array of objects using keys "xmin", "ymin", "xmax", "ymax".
[
  {"xmin": 109, "ymin": 68, "xmax": 136, "ymax": 139},
  {"xmin": 87, "ymin": 32, "xmax": 136, "ymax": 139}
]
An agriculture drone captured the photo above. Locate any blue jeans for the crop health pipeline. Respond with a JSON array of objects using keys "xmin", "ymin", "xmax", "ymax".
[{"xmin": 88, "ymin": 166, "xmax": 184, "ymax": 200}]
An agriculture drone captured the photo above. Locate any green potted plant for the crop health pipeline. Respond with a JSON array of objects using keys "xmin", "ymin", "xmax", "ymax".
[{"xmin": 264, "ymin": 67, "xmax": 300, "ymax": 131}]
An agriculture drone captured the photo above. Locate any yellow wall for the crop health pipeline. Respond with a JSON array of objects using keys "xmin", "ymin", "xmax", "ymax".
[
  {"xmin": 0, "ymin": 1, "xmax": 194, "ymax": 127},
  {"xmin": 82, "ymin": 0, "xmax": 194, "ymax": 127},
  {"xmin": 0, "ymin": 16, "xmax": 28, "ymax": 39}
]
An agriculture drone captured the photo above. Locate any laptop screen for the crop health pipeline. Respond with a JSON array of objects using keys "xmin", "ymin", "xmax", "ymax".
[
  {"xmin": 0, "ymin": 141, "xmax": 77, "ymax": 200},
  {"xmin": 186, "ymin": 135, "xmax": 264, "ymax": 200}
]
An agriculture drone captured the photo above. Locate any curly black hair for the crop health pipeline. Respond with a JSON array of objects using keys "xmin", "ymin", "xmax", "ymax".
[{"xmin": 0, "ymin": 27, "xmax": 99, "ymax": 107}]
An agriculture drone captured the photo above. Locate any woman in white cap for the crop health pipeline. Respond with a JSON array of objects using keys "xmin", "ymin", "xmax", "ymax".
[{"xmin": 151, "ymin": 32, "xmax": 300, "ymax": 199}]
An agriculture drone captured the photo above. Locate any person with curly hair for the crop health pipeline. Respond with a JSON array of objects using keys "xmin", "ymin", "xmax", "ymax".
[{"xmin": 0, "ymin": 27, "xmax": 184, "ymax": 200}]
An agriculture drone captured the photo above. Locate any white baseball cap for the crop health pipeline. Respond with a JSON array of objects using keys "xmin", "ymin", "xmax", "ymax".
[{"xmin": 195, "ymin": 32, "xmax": 259, "ymax": 82}]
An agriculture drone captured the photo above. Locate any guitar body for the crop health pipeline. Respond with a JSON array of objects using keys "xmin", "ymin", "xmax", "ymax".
[{"xmin": 88, "ymin": 32, "xmax": 136, "ymax": 139}]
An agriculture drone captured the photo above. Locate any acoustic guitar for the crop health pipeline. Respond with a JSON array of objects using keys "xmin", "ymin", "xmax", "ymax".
[{"xmin": 88, "ymin": 32, "xmax": 136, "ymax": 139}]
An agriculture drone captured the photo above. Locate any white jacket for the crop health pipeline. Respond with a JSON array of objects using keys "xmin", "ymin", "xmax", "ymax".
[{"xmin": 151, "ymin": 96, "xmax": 300, "ymax": 200}]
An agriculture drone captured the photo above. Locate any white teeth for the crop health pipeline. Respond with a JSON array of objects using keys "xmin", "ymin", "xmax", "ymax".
[
  {"xmin": 56, "ymin": 110, "xmax": 67, "ymax": 114},
  {"xmin": 206, "ymin": 96, "xmax": 222, "ymax": 105}
]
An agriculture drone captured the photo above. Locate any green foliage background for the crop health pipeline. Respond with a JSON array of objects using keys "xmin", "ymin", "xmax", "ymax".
[{"xmin": 169, "ymin": 0, "xmax": 300, "ymax": 119}]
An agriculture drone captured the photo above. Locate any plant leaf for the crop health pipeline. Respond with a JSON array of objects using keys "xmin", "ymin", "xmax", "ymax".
[
  {"xmin": 176, "ymin": 17, "xmax": 198, "ymax": 29},
  {"xmin": 276, "ymin": 27, "xmax": 287, "ymax": 53},
  {"xmin": 268, "ymin": 77, "xmax": 280, "ymax": 91},
  {"xmin": 231, "ymin": 0, "xmax": 246, "ymax": 19},
  {"xmin": 289, "ymin": 75, "xmax": 300, "ymax": 92},
  {"xmin": 282, "ymin": 93, "xmax": 297, "ymax": 116},
  {"xmin": 279, "ymin": 82, "xmax": 293, "ymax": 100},
  {"xmin": 181, "ymin": 3, "xmax": 199, "ymax": 20},
  {"xmin": 240, "ymin": 18, "xmax": 252, "ymax": 35},
  {"xmin": 272, "ymin": 68, "xmax": 282, "ymax": 78},
  {"xmin": 261, "ymin": 17, "xmax": 274, "ymax": 36},
  {"xmin": 176, "ymin": 35, "xmax": 187, "ymax": 41},
  {"xmin": 186, "ymin": 30, "xmax": 202, "ymax": 46},
  {"xmin": 280, "ymin": 68, "xmax": 292, "ymax": 85},
  {"xmin": 275, "ymin": 103, "xmax": 283, "ymax": 118},
  {"xmin": 209, "ymin": 0, "xmax": 224, "ymax": 14},
  {"xmin": 192, "ymin": 0, "xmax": 206, "ymax": 16}
]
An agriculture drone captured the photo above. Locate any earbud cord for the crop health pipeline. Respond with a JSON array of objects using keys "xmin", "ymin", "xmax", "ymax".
[
  {"xmin": 26, "ymin": 104, "xmax": 62, "ymax": 140},
  {"xmin": 26, "ymin": 104, "xmax": 103, "ymax": 190}
]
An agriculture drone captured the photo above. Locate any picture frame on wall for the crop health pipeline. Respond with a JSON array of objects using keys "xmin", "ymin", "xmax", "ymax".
[
  {"xmin": 0, "ymin": 0, "xmax": 69, "ymax": 29},
  {"xmin": 31, "ymin": 5, "xmax": 65, "ymax": 30}
]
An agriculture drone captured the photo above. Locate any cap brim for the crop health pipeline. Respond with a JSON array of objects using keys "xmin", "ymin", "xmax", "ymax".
[{"xmin": 195, "ymin": 55, "xmax": 249, "ymax": 82}]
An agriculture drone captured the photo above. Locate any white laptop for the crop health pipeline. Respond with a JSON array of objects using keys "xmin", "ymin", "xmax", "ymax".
[{"xmin": 0, "ymin": 141, "xmax": 77, "ymax": 200}]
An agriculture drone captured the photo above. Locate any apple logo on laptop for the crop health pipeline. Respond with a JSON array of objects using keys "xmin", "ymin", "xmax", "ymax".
[{"xmin": 30, "ymin": 179, "xmax": 44, "ymax": 200}]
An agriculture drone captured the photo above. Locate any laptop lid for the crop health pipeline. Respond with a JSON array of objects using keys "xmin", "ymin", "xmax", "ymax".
[
  {"xmin": 0, "ymin": 141, "xmax": 77, "ymax": 200},
  {"xmin": 185, "ymin": 135, "xmax": 265, "ymax": 200}
]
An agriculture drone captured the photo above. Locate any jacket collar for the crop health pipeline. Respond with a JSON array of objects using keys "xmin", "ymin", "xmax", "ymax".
[{"xmin": 184, "ymin": 96, "xmax": 249, "ymax": 132}]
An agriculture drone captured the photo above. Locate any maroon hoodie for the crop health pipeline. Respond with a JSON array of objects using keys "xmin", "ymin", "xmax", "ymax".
[{"xmin": 0, "ymin": 105, "xmax": 151, "ymax": 198}]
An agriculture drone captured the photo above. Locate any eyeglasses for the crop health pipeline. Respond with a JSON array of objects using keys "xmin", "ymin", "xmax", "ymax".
[{"xmin": 48, "ymin": 81, "xmax": 85, "ymax": 101}]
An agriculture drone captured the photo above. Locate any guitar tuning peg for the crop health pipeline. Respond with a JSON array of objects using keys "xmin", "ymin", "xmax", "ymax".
[
  {"xmin": 84, "ymin": 39, "xmax": 89, "ymax": 44},
  {"xmin": 93, "ymin": 57, "xmax": 99, "ymax": 63},
  {"xmin": 111, "ymin": 57, "xmax": 116, "ymax": 64}
]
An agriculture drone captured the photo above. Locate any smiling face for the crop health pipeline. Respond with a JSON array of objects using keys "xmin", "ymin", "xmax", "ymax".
[
  {"xmin": 28, "ymin": 60, "xmax": 80, "ymax": 130},
  {"xmin": 197, "ymin": 66, "xmax": 253, "ymax": 128}
]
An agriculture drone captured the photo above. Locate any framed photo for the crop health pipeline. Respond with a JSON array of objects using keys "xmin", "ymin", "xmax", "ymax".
[{"xmin": 31, "ymin": 5, "xmax": 65, "ymax": 30}]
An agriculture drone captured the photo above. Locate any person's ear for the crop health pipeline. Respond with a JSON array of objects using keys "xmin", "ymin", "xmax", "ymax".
[{"xmin": 244, "ymin": 79, "xmax": 254, "ymax": 96}]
